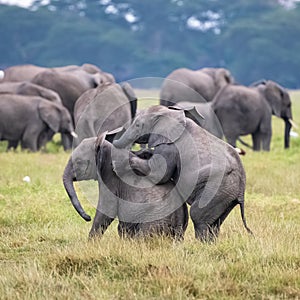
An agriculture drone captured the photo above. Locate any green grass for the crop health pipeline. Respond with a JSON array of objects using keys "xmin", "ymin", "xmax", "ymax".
[{"xmin": 0, "ymin": 91, "xmax": 300, "ymax": 299}]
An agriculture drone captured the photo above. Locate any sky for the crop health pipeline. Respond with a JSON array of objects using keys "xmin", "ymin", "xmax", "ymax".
[
  {"xmin": 1, "ymin": 0, "xmax": 300, "ymax": 9},
  {"xmin": 0, "ymin": 0, "xmax": 34, "ymax": 7}
]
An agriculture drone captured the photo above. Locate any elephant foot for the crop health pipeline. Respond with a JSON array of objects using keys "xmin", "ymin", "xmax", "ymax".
[{"xmin": 194, "ymin": 223, "xmax": 220, "ymax": 243}]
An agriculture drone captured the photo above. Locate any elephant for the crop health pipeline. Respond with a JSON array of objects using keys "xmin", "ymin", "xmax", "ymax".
[
  {"xmin": 62, "ymin": 132, "xmax": 188, "ymax": 240},
  {"xmin": 0, "ymin": 81, "xmax": 62, "ymax": 105},
  {"xmin": 160, "ymin": 67, "xmax": 234, "ymax": 107},
  {"xmin": 73, "ymin": 82, "xmax": 137, "ymax": 147},
  {"xmin": 113, "ymin": 105, "xmax": 252, "ymax": 242},
  {"xmin": 211, "ymin": 80, "xmax": 293, "ymax": 151},
  {"xmin": 0, "ymin": 94, "xmax": 76, "ymax": 151},
  {"xmin": 91, "ymin": 132, "xmax": 189, "ymax": 239},
  {"xmin": 174, "ymin": 101, "xmax": 223, "ymax": 139},
  {"xmin": 31, "ymin": 68, "xmax": 103, "ymax": 149},
  {"xmin": 0, "ymin": 63, "xmax": 114, "ymax": 83}
]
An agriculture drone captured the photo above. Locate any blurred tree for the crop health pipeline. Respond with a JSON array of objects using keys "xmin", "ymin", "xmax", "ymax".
[{"xmin": 0, "ymin": 0, "xmax": 299, "ymax": 87}]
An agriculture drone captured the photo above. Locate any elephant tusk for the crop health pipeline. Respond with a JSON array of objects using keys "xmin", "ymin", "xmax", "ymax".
[
  {"xmin": 71, "ymin": 131, "xmax": 78, "ymax": 138},
  {"xmin": 0, "ymin": 70, "xmax": 4, "ymax": 80},
  {"xmin": 289, "ymin": 119, "xmax": 298, "ymax": 129}
]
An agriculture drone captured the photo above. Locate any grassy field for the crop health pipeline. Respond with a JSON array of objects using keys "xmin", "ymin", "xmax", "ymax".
[{"xmin": 0, "ymin": 91, "xmax": 300, "ymax": 299}]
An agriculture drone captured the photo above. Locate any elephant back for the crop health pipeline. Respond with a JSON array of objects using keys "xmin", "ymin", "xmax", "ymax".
[{"xmin": 74, "ymin": 83, "xmax": 132, "ymax": 146}]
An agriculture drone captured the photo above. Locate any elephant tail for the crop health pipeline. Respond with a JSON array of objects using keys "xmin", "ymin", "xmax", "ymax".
[
  {"xmin": 238, "ymin": 199, "xmax": 253, "ymax": 235},
  {"xmin": 237, "ymin": 137, "xmax": 252, "ymax": 149}
]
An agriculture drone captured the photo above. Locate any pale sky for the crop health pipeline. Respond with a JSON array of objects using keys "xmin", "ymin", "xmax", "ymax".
[
  {"xmin": 1, "ymin": 0, "xmax": 299, "ymax": 9},
  {"xmin": 0, "ymin": 0, "xmax": 34, "ymax": 8}
]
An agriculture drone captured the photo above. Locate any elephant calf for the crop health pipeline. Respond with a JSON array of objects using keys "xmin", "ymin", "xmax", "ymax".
[
  {"xmin": 90, "ymin": 132, "xmax": 188, "ymax": 239},
  {"xmin": 62, "ymin": 131, "xmax": 188, "ymax": 240}
]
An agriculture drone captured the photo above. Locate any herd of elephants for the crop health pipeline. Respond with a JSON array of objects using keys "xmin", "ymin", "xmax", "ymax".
[{"xmin": 0, "ymin": 63, "xmax": 296, "ymax": 242}]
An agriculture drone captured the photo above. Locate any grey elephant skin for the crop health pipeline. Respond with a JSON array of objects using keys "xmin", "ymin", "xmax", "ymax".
[
  {"xmin": 160, "ymin": 67, "xmax": 234, "ymax": 106},
  {"xmin": 91, "ymin": 132, "xmax": 188, "ymax": 239},
  {"xmin": 62, "ymin": 134, "xmax": 188, "ymax": 240},
  {"xmin": 175, "ymin": 101, "xmax": 223, "ymax": 139},
  {"xmin": 212, "ymin": 80, "xmax": 293, "ymax": 151},
  {"xmin": 1, "ymin": 63, "xmax": 114, "ymax": 83},
  {"xmin": 31, "ymin": 67, "xmax": 105, "ymax": 149},
  {"xmin": 0, "ymin": 94, "xmax": 75, "ymax": 151},
  {"xmin": 113, "ymin": 105, "xmax": 252, "ymax": 242},
  {"xmin": 73, "ymin": 82, "xmax": 137, "ymax": 147},
  {"xmin": 0, "ymin": 81, "xmax": 62, "ymax": 105}
]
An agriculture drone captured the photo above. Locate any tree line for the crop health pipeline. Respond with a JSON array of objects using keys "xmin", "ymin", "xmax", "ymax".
[{"xmin": 0, "ymin": 0, "xmax": 300, "ymax": 88}]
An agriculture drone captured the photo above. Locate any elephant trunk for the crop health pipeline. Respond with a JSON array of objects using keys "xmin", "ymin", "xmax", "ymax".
[
  {"xmin": 113, "ymin": 127, "xmax": 137, "ymax": 149},
  {"xmin": 284, "ymin": 118, "xmax": 292, "ymax": 149},
  {"xmin": 62, "ymin": 158, "xmax": 91, "ymax": 221}
]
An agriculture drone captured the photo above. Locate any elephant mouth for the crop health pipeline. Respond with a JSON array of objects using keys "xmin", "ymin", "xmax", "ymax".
[{"xmin": 135, "ymin": 134, "xmax": 150, "ymax": 144}]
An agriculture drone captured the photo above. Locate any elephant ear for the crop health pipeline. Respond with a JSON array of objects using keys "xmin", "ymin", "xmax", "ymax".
[
  {"xmin": 215, "ymin": 68, "xmax": 232, "ymax": 87},
  {"xmin": 264, "ymin": 81, "xmax": 282, "ymax": 117},
  {"xmin": 169, "ymin": 105, "xmax": 205, "ymax": 126},
  {"xmin": 38, "ymin": 101, "xmax": 60, "ymax": 132},
  {"xmin": 148, "ymin": 108, "xmax": 187, "ymax": 147}
]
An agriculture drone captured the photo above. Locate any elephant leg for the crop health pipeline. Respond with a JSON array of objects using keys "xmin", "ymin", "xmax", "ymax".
[
  {"xmin": 89, "ymin": 211, "xmax": 114, "ymax": 239},
  {"xmin": 225, "ymin": 135, "xmax": 237, "ymax": 148},
  {"xmin": 22, "ymin": 130, "xmax": 39, "ymax": 151},
  {"xmin": 61, "ymin": 133, "xmax": 73, "ymax": 150},
  {"xmin": 261, "ymin": 132, "xmax": 271, "ymax": 151},
  {"xmin": 7, "ymin": 140, "xmax": 19, "ymax": 151},
  {"xmin": 190, "ymin": 183, "xmax": 239, "ymax": 242},
  {"xmin": 252, "ymin": 131, "xmax": 261, "ymax": 151}
]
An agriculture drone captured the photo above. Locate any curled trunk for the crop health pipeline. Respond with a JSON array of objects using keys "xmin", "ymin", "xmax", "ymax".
[{"xmin": 62, "ymin": 158, "xmax": 91, "ymax": 221}]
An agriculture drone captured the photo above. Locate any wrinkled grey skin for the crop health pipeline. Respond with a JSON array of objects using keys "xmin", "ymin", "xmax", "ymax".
[
  {"xmin": 73, "ymin": 82, "xmax": 137, "ymax": 147},
  {"xmin": 90, "ymin": 133, "xmax": 188, "ymax": 239},
  {"xmin": 175, "ymin": 101, "xmax": 223, "ymax": 139},
  {"xmin": 113, "ymin": 106, "xmax": 252, "ymax": 242},
  {"xmin": 212, "ymin": 80, "xmax": 293, "ymax": 151},
  {"xmin": 160, "ymin": 67, "xmax": 234, "ymax": 106},
  {"xmin": 0, "ymin": 94, "xmax": 75, "ymax": 151},
  {"xmin": 62, "ymin": 134, "xmax": 188, "ymax": 240},
  {"xmin": 0, "ymin": 81, "xmax": 62, "ymax": 105}
]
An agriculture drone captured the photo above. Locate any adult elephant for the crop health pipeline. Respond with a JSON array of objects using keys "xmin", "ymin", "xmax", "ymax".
[
  {"xmin": 113, "ymin": 105, "xmax": 252, "ymax": 242},
  {"xmin": 0, "ymin": 81, "xmax": 62, "ymax": 105},
  {"xmin": 0, "ymin": 94, "xmax": 76, "ymax": 151},
  {"xmin": 0, "ymin": 63, "xmax": 114, "ymax": 83},
  {"xmin": 31, "ymin": 68, "xmax": 102, "ymax": 149},
  {"xmin": 73, "ymin": 82, "xmax": 137, "ymax": 147},
  {"xmin": 211, "ymin": 80, "xmax": 293, "ymax": 151},
  {"xmin": 62, "ymin": 132, "xmax": 188, "ymax": 240},
  {"xmin": 160, "ymin": 67, "xmax": 234, "ymax": 107}
]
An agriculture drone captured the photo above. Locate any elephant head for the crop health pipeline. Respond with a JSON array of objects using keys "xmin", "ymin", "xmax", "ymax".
[
  {"xmin": 38, "ymin": 101, "xmax": 76, "ymax": 136},
  {"xmin": 62, "ymin": 128, "xmax": 126, "ymax": 221},
  {"xmin": 62, "ymin": 137, "xmax": 97, "ymax": 222},
  {"xmin": 113, "ymin": 106, "xmax": 188, "ymax": 148},
  {"xmin": 258, "ymin": 80, "xmax": 293, "ymax": 148}
]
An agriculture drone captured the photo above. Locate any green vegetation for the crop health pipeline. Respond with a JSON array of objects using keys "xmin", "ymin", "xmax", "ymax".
[
  {"xmin": 1, "ymin": 1, "xmax": 300, "ymax": 87},
  {"xmin": 0, "ymin": 92, "xmax": 300, "ymax": 299}
]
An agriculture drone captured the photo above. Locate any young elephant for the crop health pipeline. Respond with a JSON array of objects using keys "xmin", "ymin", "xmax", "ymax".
[
  {"xmin": 62, "ymin": 131, "xmax": 188, "ymax": 239},
  {"xmin": 90, "ymin": 132, "xmax": 188, "ymax": 239},
  {"xmin": 113, "ymin": 105, "xmax": 252, "ymax": 242}
]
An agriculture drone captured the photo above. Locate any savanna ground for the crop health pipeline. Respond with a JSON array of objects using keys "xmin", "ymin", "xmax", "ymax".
[{"xmin": 0, "ymin": 90, "xmax": 300, "ymax": 299}]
